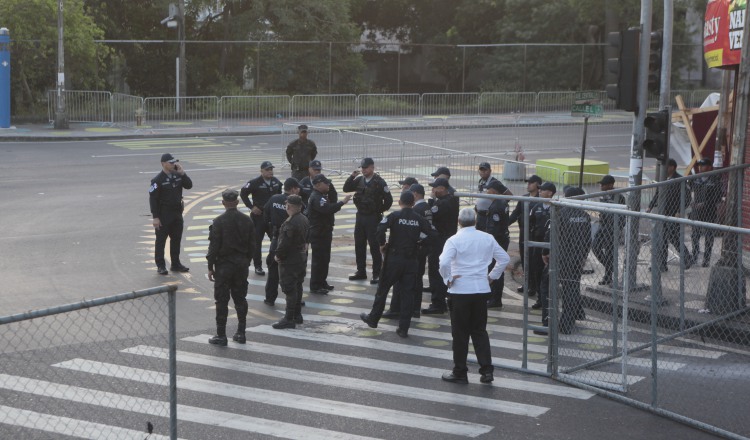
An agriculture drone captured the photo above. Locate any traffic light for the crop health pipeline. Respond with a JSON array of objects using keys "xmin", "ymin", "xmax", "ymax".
[
  {"xmin": 648, "ymin": 30, "xmax": 663, "ymax": 93},
  {"xmin": 606, "ymin": 29, "xmax": 640, "ymax": 112},
  {"xmin": 643, "ymin": 109, "xmax": 669, "ymax": 160}
]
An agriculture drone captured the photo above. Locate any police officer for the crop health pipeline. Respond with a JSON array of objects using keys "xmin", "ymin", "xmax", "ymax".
[
  {"xmin": 422, "ymin": 177, "xmax": 459, "ymax": 314},
  {"xmin": 398, "ymin": 177, "xmax": 418, "ymax": 191},
  {"xmin": 262, "ymin": 178, "xmax": 301, "ymax": 305},
  {"xmin": 206, "ymin": 189, "xmax": 255, "ymax": 346},
  {"xmin": 286, "ymin": 125, "xmax": 318, "ymax": 181},
  {"xmin": 149, "ymin": 153, "xmax": 193, "ymax": 275},
  {"xmin": 272, "ymin": 195, "xmax": 310, "ymax": 329},
  {"xmin": 308, "ymin": 174, "xmax": 353, "ymax": 294},
  {"xmin": 479, "ymin": 180, "xmax": 511, "ymax": 308},
  {"xmin": 690, "ymin": 158, "xmax": 722, "ymax": 267},
  {"xmin": 343, "ymin": 157, "xmax": 394, "ymax": 284},
  {"xmin": 592, "ymin": 175, "xmax": 626, "ymax": 285},
  {"xmin": 528, "ymin": 182, "xmax": 556, "ymax": 308},
  {"xmin": 509, "ymin": 174, "xmax": 542, "ymax": 293},
  {"xmin": 299, "ymin": 159, "xmax": 338, "ymax": 206},
  {"xmin": 360, "ymin": 191, "xmax": 435, "ymax": 337},
  {"xmin": 383, "ymin": 183, "xmax": 434, "ymax": 319},
  {"xmin": 558, "ymin": 186, "xmax": 591, "ymax": 332},
  {"xmin": 241, "ymin": 161, "xmax": 283, "ymax": 275}
]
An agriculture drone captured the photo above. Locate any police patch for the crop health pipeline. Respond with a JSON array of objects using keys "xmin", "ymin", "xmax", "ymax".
[
  {"xmin": 492, "ymin": 214, "xmax": 500, "ymax": 221},
  {"xmin": 384, "ymin": 185, "xmax": 390, "ymax": 193},
  {"xmin": 320, "ymin": 198, "xmax": 326, "ymax": 206},
  {"xmin": 431, "ymin": 206, "xmax": 439, "ymax": 213},
  {"xmin": 380, "ymin": 217, "xmax": 388, "ymax": 223},
  {"xmin": 148, "ymin": 182, "xmax": 158, "ymax": 193}
]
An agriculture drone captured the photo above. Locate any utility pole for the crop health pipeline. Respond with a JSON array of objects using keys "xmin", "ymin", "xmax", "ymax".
[
  {"xmin": 54, "ymin": 0, "xmax": 68, "ymax": 129},
  {"xmin": 178, "ymin": 0, "xmax": 186, "ymax": 109}
]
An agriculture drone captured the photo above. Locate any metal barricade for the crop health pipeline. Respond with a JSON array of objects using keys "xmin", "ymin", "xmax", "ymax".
[
  {"xmin": 290, "ymin": 94, "xmax": 357, "ymax": 121},
  {"xmin": 220, "ymin": 95, "xmax": 291, "ymax": 129},
  {"xmin": 478, "ymin": 92, "xmax": 536, "ymax": 114},
  {"xmin": 47, "ymin": 90, "xmax": 113, "ymax": 125},
  {"xmin": 143, "ymin": 97, "xmax": 220, "ymax": 130},
  {"xmin": 112, "ymin": 93, "xmax": 144, "ymax": 127},
  {"xmin": 356, "ymin": 94, "xmax": 421, "ymax": 118},
  {"xmin": 0, "ymin": 285, "xmax": 178, "ymax": 439},
  {"xmin": 420, "ymin": 93, "xmax": 480, "ymax": 116}
]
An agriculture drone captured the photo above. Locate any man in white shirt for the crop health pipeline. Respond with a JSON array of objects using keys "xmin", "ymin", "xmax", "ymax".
[{"xmin": 439, "ymin": 208, "xmax": 509, "ymax": 384}]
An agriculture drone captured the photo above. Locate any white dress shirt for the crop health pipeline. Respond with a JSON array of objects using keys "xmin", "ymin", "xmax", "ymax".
[{"xmin": 439, "ymin": 226, "xmax": 510, "ymax": 294}]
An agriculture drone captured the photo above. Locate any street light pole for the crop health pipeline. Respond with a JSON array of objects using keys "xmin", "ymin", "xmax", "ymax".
[
  {"xmin": 178, "ymin": 0, "xmax": 186, "ymax": 111},
  {"xmin": 54, "ymin": 0, "xmax": 68, "ymax": 129}
]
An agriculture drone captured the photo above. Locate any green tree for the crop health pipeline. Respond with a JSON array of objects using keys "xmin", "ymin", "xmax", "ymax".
[{"xmin": 3, "ymin": 0, "xmax": 109, "ymax": 115}]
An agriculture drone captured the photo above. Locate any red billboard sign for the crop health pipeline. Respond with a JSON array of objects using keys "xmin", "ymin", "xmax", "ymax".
[{"xmin": 704, "ymin": 0, "xmax": 746, "ymax": 69}]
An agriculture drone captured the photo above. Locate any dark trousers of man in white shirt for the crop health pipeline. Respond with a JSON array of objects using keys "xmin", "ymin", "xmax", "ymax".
[{"xmin": 448, "ymin": 293, "xmax": 494, "ymax": 377}]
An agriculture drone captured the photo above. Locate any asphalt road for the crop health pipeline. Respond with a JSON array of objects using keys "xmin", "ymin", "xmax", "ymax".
[{"xmin": 0, "ymin": 131, "xmax": 728, "ymax": 439}]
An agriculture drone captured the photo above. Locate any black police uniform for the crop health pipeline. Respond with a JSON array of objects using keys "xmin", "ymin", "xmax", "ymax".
[
  {"xmin": 262, "ymin": 192, "xmax": 290, "ymax": 303},
  {"xmin": 557, "ymin": 205, "xmax": 591, "ymax": 332},
  {"xmin": 241, "ymin": 175, "xmax": 282, "ymax": 271},
  {"xmin": 363, "ymin": 207, "xmax": 434, "ymax": 332},
  {"xmin": 387, "ymin": 198, "xmax": 434, "ymax": 316},
  {"xmin": 286, "ymin": 139, "xmax": 318, "ymax": 181},
  {"xmin": 648, "ymin": 172, "xmax": 693, "ymax": 270},
  {"xmin": 509, "ymin": 193, "xmax": 539, "ymax": 265},
  {"xmin": 527, "ymin": 200, "xmax": 551, "ymax": 296},
  {"xmin": 482, "ymin": 198, "xmax": 511, "ymax": 307},
  {"xmin": 307, "ymin": 188, "xmax": 347, "ymax": 292},
  {"xmin": 300, "ymin": 176, "xmax": 338, "ymax": 206},
  {"xmin": 690, "ymin": 174, "xmax": 722, "ymax": 265},
  {"xmin": 275, "ymin": 211, "xmax": 310, "ymax": 326},
  {"xmin": 206, "ymin": 206, "xmax": 255, "ymax": 339},
  {"xmin": 592, "ymin": 192, "xmax": 627, "ymax": 284},
  {"xmin": 425, "ymin": 193, "xmax": 459, "ymax": 312},
  {"xmin": 149, "ymin": 170, "xmax": 193, "ymax": 270},
  {"xmin": 343, "ymin": 173, "xmax": 393, "ymax": 280}
]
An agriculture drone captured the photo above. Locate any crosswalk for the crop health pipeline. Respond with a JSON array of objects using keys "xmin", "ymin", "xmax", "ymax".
[{"xmin": 0, "ymin": 275, "xmax": 733, "ymax": 439}]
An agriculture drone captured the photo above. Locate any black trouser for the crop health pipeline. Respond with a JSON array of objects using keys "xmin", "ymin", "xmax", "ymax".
[
  {"xmin": 529, "ymin": 247, "xmax": 544, "ymax": 294},
  {"xmin": 560, "ymin": 264, "xmax": 586, "ymax": 328},
  {"xmin": 657, "ymin": 222, "xmax": 692, "ymax": 269},
  {"xmin": 310, "ymin": 228, "xmax": 333, "ymax": 290},
  {"xmin": 390, "ymin": 245, "xmax": 429, "ymax": 313},
  {"xmin": 292, "ymin": 168, "xmax": 308, "ymax": 181},
  {"xmin": 448, "ymin": 293, "xmax": 494, "ymax": 377},
  {"xmin": 265, "ymin": 236, "xmax": 279, "ymax": 302},
  {"xmin": 354, "ymin": 212, "xmax": 383, "ymax": 276},
  {"xmin": 279, "ymin": 259, "xmax": 306, "ymax": 320},
  {"xmin": 428, "ymin": 236, "xmax": 449, "ymax": 310},
  {"xmin": 214, "ymin": 261, "xmax": 249, "ymax": 336},
  {"xmin": 368, "ymin": 254, "xmax": 418, "ymax": 330},
  {"xmin": 540, "ymin": 265, "xmax": 550, "ymax": 325},
  {"xmin": 155, "ymin": 213, "xmax": 184, "ymax": 268},
  {"xmin": 251, "ymin": 213, "xmax": 271, "ymax": 270},
  {"xmin": 592, "ymin": 227, "xmax": 616, "ymax": 279},
  {"xmin": 489, "ymin": 236, "xmax": 510, "ymax": 303},
  {"xmin": 691, "ymin": 222, "xmax": 716, "ymax": 262}
]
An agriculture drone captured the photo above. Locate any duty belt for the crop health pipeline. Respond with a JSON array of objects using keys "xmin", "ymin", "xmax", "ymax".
[{"xmin": 477, "ymin": 210, "xmax": 489, "ymax": 216}]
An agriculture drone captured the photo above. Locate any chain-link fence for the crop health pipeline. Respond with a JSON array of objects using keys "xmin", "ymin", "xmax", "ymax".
[
  {"xmin": 0, "ymin": 285, "xmax": 178, "ymax": 439},
  {"xmin": 538, "ymin": 165, "xmax": 750, "ymax": 440}
]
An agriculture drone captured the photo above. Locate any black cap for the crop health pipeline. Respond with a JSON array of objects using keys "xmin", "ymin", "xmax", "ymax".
[
  {"xmin": 400, "ymin": 191, "xmax": 415, "ymax": 205},
  {"xmin": 525, "ymin": 175, "xmax": 543, "ymax": 184},
  {"xmin": 222, "ymin": 189, "xmax": 239, "ymax": 202},
  {"xmin": 160, "ymin": 153, "xmax": 178, "ymax": 163},
  {"xmin": 298, "ymin": 124, "xmax": 308, "ymax": 132},
  {"xmin": 478, "ymin": 162, "xmax": 491, "ymax": 170},
  {"xmin": 697, "ymin": 158, "xmax": 712, "ymax": 166},
  {"xmin": 564, "ymin": 186, "xmax": 585, "ymax": 197},
  {"xmin": 597, "ymin": 175, "xmax": 616, "ymax": 185},
  {"xmin": 429, "ymin": 177, "xmax": 451, "ymax": 188},
  {"xmin": 312, "ymin": 174, "xmax": 330, "ymax": 185},
  {"xmin": 260, "ymin": 161, "xmax": 274, "ymax": 170},
  {"xmin": 431, "ymin": 166, "xmax": 451, "ymax": 177},
  {"xmin": 398, "ymin": 177, "xmax": 418, "ymax": 186},
  {"xmin": 284, "ymin": 177, "xmax": 300, "ymax": 191},
  {"xmin": 667, "ymin": 158, "xmax": 678, "ymax": 167},
  {"xmin": 409, "ymin": 183, "xmax": 425, "ymax": 195},
  {"xmin": 360, "ymin": 157, "xmax": 375, "ymax": 168},
  {"xmin": 486, "ymin": 180, "xmax": 507, "ymax": 193},
  {"xmin": 309, "ymin": 159, "xmax": 322, "ymax": 170},
  {"xmin": 286, "ymin": 194, "xmax": 303, "ymax": 206},
  {"xmin": 540, "ymin": 182, "xmax": 557, "ymax": 193}
]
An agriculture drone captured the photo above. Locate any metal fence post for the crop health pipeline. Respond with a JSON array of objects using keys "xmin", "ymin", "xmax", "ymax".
[
  {"xmin": 168, "ymin": 287, "xmax": 177, "ymax": 440},
  {"xmin": 548, "ymin": 203, "xmax": 560, "ymax": 376}
]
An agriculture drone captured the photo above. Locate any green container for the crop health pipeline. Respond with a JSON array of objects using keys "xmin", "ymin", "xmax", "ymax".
[{"xmin": 535, "ymin": 158, "xmax": 609, "ymax": 185}]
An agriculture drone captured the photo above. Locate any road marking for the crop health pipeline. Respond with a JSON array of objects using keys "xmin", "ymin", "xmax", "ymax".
[
  {"xmin": 0, "ymin": 405, "xmax": 181, "ymax": 440},
  {"xmin": 179, "ymin": 335, "xmax": 594, "ymax": 400},
  {"xmin": 124, "ymin": 346, "xmax": 548, "ymax": 417},
  {"xmin": 54, "ymin": 358, "xmax": 493, "ymax": 438},
  {"xmin": 0, "ymin": 374, "xmax": 380, "ymax": 440}
]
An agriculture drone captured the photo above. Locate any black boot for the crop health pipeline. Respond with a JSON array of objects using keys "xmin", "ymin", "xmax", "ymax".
[
  {"xmin": 272, "ymin": 318, "xmax": 296, "ymax": 329},
  {"xmin": 232, "ymin": 323, "xmax": 246, "ymax": 344},
  {"xmin": 209, "ymin": 326, "xmax": 228, "ymax": 346}
]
